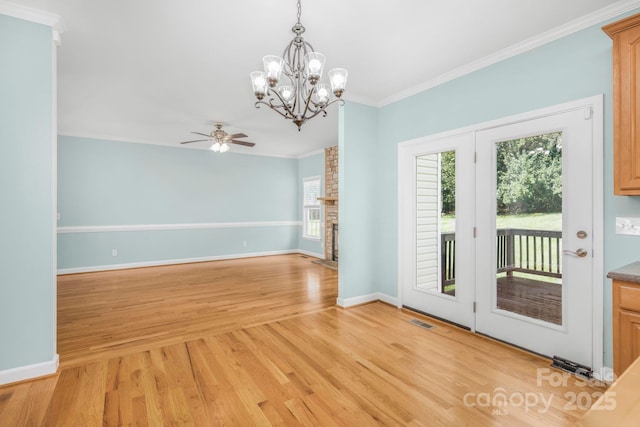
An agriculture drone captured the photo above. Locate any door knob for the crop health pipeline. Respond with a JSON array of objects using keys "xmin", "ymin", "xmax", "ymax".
[{"xmin": 563, "ymin": 248, "xmax": 588, "ymax": 257}]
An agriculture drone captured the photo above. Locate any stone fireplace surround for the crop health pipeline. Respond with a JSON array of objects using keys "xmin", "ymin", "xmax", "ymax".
[{"xmin": 323, "ymin": 146, "xmax": 338, "ymax": 261}]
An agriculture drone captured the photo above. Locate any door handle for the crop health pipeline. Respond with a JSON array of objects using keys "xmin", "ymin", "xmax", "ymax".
[{"xmin": 563, "ymin": 248, "xmax": 588, "ymax": 258}]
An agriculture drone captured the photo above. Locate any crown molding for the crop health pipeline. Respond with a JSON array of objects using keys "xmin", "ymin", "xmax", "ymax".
[
  {"xmin": 0, "ymin": 1, "xmax": 60, "ymax": 27},
  {"xmin": 58, "ymin": 132, "xmax": 300, "ymax": 159},
  {"xmin": 378, "ymin": 0, "xmax": 640, "ymax": 107},
  {"xmin": 297, "ymin": 148, "xmax": 326, "ymax": 159},
  {"xmin": 343, "ymin": 92, "xmax": 377, "ymax": 107}
]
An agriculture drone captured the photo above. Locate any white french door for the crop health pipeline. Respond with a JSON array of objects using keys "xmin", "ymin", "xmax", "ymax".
[
  {"xmin": 398, "ymin": 96, "xmax": 603, "ymax": 370},
  {"xmin": 398, "ymin": 133, "xmax": 475, "ymax": 328},
  {"xmin": 475, "ymin": 107, "xmax": 594, "ymax": 367}
]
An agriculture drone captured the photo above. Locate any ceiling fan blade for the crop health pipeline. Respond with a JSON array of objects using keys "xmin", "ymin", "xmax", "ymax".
[
  {"xmin": 180, "ymin": 139, "xmax": 209, "ymax": 144},
  {"xmin": 229, "ymin": 140, "xmax": 255, "ymax": 147},
  {"xmin": 191, "ymin": 131, "xmax": 211, "ymax": 138},
  {"xmin": 227, "ymin": 133, "xmax": 248, "ymax": 139}
]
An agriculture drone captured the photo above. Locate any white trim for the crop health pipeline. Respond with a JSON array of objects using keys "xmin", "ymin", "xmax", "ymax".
[
  {"xmin": 52, "ymin": 31, "xmax": 59, "ymax": 364},
  {"xmin": 58, "ymin": 132, "xmax": 298, "ymax": 159},
  {"xmin": 336, "ymin": 292, "xmax": 399, "ymax": 308},
  {"xmin": 594, "ymin": 366, "xmax": 616, "ymax": 384},
  {"xmin": 297, "ymin": 249, "xmax": 324, "ymax": 258},
  {"xmin": 0, "ymin": 1, "xmax": 60, "ymax": 27},
  {"xmin": 343, "ymin": 92, "xmax": 377, "ymax": 108},
  {"xmin": 397, "ymin": 95, "xmax": 605, "ymax": 373},
  {"xmin": 57, "ymin": 221, "xmax": 301, "ymax": 234},
  {"xmin": 0, "ymin": 354, "xmax": 58, "ymax": 386},
  {"xmin": 52, "ymin": 30, "xmax": 61, "ymax": 46},
  {"xmin": 591, "ymin": 96, "xmax": 606, "ymax": 376},
  {"xmin": 302, "ymin": 176, "xmax": 323, "ymax": 240},
  {"xmin": 378, "ymin": 0, "xmax": 640, "ymax": 107},
  {"xmin": 377, "ymin": 292, "xmax": 400, "ymax": 308},
  {"xmin": 398, "ymin": 96, "xmax": 606, "ymax": 148},
  {"xmin": 297, "ymin": 148, "xmax": 326, "ymax": 159},
  {"xmin": 57, "ymin": 250, "xmax": 301, "ymax": 275}
]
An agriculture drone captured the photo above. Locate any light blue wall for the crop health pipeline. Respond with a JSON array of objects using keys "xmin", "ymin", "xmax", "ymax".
[
  {"xmin": 340, "ymin": 9, "xmax": 640, "ymax": 367},
  {"xmin": 0, "ymin": 15, "xmax": 55, "ymax": 370},
  {"xmin": 297, "ymin": 151, "xmax": 325, "ymax": 256},
  {"xmin": 339, "ymin": 103, "xmax": 379, "ymax": 299},
  {"xmin": 58, "ymin": 136, "xmax": 300, "ymax": 269}
]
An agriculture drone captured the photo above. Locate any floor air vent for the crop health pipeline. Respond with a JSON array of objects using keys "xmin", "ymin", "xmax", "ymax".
[{"xmin": 410, "ymin": 319, "xmax": 434, "ymax": 330}]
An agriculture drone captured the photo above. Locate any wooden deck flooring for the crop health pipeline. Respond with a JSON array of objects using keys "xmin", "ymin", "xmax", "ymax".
[
  {"xmin": 497, "ymin": 275, "xmax": 562, "ymax": 325},
  {"xmin": 0, "ymin": 254, "xmax": 601, "ymax": 426}
]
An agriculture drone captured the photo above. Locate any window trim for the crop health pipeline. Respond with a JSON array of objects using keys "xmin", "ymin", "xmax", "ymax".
[{"xmin": 302, "ymin": 176, "xmax": 322, "ymax": 240}]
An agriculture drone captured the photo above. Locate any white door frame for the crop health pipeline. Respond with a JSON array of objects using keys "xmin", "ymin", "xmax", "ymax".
[
  {"xmin": 397, "ymin": 95, "xmax": 604, "ymax": 377},
  {"xmin": 397, "ymin": 133, "xmax": 476, "ymax": 328}
]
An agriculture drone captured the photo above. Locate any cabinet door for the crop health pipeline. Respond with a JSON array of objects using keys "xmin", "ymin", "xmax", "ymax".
[
  {"xmin": 603, "ymin": 14, "xmax": 640, "ymax": 194},
  {"xmin": 619, "ymin": 310, "xmax": 640, "ymax": 374}
]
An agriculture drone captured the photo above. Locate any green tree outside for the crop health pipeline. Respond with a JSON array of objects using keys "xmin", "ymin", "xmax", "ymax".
[{"xmin": 440, "ymin": 132, "xmax": 562, "ymax": 215}]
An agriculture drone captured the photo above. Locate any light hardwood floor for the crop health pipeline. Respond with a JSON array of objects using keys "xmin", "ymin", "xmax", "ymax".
[{"xmin": 0, "ymin": 254, "xmax": 601, "ymax": 426}]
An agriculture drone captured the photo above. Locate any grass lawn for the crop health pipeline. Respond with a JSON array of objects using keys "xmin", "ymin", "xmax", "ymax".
[{"xmin": 440, "ymin": 212, "xmax": 561, "ymax": 233}]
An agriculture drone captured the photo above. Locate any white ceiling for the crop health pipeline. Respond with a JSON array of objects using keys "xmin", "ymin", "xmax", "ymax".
[{"xmin": 5, "ymin": 0, "xmax": 631, "ymax": 157}]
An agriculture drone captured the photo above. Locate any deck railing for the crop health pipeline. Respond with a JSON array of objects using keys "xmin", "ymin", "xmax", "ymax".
[{"xmin": 440, "ymin": 228, "xmax": 562, "ymax": 290}]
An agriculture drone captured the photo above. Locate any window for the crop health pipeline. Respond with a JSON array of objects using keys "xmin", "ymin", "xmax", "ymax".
[{"xmin": 303, "ymin": 176, "xmax": 321, "ymax": 239}]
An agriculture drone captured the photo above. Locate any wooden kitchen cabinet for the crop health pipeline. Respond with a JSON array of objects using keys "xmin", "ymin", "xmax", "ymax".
[
  {"xmin": 611, "ymin": 278, "xmax": 640, "ymax": 376},
  {"xmin": 608, "ymin": 262, "xmax": 640, "ymax": 376},
  {"xmin": 603, "ymin": 14, "xmax": 640, "ymax": 195},
  {"xmin": 618, "ymin": 309, "xmax": 640, "ymax": 374}
]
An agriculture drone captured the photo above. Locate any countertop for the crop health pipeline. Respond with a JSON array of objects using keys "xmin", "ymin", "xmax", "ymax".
[
  {"xmin": 576, "ymin": 355, "xmax": 640, "ymax": 426},
  {"xmin": 607, "ymin": 261, "xmax": 640, "ymax": 283}
]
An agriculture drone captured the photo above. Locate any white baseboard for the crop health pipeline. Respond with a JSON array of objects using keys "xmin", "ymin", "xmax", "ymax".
[
  {"xmin": 297, "ymin": 249, "xmax": 324, "ymax": 259},
  {"xmin": 337, "ymin": 292, "xmax": 399, "ymax": 308},
  {"xmin": 376, "ymin": 292, "xmax": 400, "ymax": 308},
  {"xmin": 0, "ymin": 354, "xmax": 59, "ymax": 386},
  {"xmin": 57, "ymin": 249, "xmax": 325, "ymax": 275},
  {"xmin": 593, "ymin": 366, "xmax": 616, "ymax": 384}
]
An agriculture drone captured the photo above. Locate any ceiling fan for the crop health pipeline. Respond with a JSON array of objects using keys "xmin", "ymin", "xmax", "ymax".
[{"xmin": 179, "ymin": 123, "xmax": 255, "ymax": 152}]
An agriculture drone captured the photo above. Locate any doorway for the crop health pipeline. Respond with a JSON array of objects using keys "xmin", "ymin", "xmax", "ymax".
[{"xmin": 398, "ymin": 96, "xmax": 603, "ymax": 372}]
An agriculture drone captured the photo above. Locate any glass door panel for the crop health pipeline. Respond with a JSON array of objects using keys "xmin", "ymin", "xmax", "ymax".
[
  {"xmin": 416, "ymin": 150, "xmax": 456, "ymax": 297},
  {"xmin": 494, "ymin": 132, "xmax": 563, "ymax": 325},
  {"xmin": 475, "ymin": 103, "xmax": 596, "ymax": 368},
  {"xmin": 399, "ymin": 132, "xmax": 474, "ymax": 329}
]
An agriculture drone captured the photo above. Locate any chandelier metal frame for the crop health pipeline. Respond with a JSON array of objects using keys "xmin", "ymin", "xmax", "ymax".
[{"xmin": 251, "ymin": 0, "xmax": 347, "ymax": 130}]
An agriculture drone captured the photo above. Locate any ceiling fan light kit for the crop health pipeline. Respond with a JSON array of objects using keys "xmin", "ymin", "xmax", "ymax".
[
  {"xmin": 179, "ymin": 123, "xmax": 254, "ymax": 153},
  {"xmin": 251, "ymin": 0, "xmax": 348, "ymax": 130}
]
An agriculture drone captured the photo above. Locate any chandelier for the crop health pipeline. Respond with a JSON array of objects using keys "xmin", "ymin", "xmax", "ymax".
[{"xmin": 250, "ymin": 0, "xmax": 348, "ymax": 130}]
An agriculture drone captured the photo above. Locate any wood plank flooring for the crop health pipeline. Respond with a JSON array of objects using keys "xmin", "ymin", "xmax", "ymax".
[
  {"xmin": 0, "ymin": 254, "xmax": 603, "ymax": 426},
  {"xmin": 56, "ymin": 254, "xmax": 338, "ymax": 367}
]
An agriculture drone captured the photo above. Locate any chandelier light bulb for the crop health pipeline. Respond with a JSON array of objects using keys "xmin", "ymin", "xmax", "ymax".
[
  {"xmin": 210, "ymin": 141, "xmax": 221, "ymax": 152},
  {"xmin": 263, "ymin": 55, "xmax": 283, "ymax": 87},
  {"xmin": 251, "ymin": 0, "xmax": 347, "ymax": 130},
  {"xmin": 304, "ymin": 52, "xmax": 325, "ymax": 84},
  {"xmin": 268, "ymin": 62, "xmax": 280, "ymax": 73},
  {"xmin": 279, "ymin": 85, "xmax": 294, "ymax": 103},
  {"xmin": 219, "ymin": 142, "xmax": 230, "ymax": 153},
  {"xmin": 315, "ymin": 84, "xmax": 330, "ymax": 104},
  {"xmin": 308, "ymin": 59, "xmax": 321, "ymax": 73},
  {"xmin": 250, "ymin": 71, "xmax": 267, "ymax": 99},
  {"xmin": 329, "ymin": 68, "xmax": 348, "ymax": 97}
]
